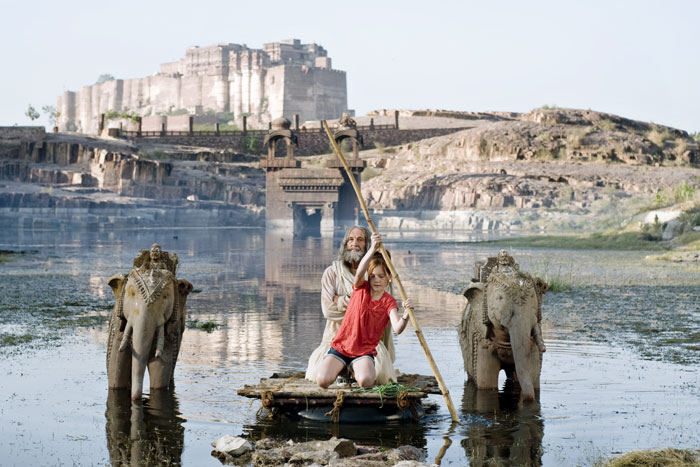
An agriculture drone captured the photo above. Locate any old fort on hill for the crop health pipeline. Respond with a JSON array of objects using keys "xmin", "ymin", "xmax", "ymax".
[{"xmin": 57, "ymin": 39, "xmax": 348, "ymax": 134}]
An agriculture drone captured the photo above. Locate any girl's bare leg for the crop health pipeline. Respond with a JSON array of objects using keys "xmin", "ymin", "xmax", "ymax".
[
  {"xmin": 316, "ymin": 356, "xmax": 346, "ymax": 389},
  {"xmin": 351, "ymin": 357, "xmax": 376, "ymax": 388}
]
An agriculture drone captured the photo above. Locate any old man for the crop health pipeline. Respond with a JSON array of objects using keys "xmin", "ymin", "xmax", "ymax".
[{"xmin": 305, "ymin": 225, "xmax": 397, "ymax": 384}]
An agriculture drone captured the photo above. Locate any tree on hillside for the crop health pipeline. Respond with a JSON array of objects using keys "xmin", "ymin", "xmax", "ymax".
[
  {"xmin": 25, "ymin": 104, "xmax": 40, "ymax": 121},
  {"xmin": 42, "ymin": 105, "xmax": 60, "ymax": 127},
  {"xmin": 96, "ymin": 74, "xmax": 115, "ymax": 83}
]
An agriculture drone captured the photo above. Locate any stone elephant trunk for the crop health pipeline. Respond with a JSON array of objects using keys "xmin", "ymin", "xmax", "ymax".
[
  {"xmin": 459, "ymin": 252, "xmax": 548, "ymax": 401},
  {"xmin": 107, "ymin": 246, "xmax": 192, "ymax": 402}
]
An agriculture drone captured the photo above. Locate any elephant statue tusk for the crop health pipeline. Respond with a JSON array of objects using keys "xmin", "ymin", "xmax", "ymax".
[
  {"xmin": 154, "ymin": 324, "xmax": 165, "ymax": 359},
  {"xmin": 119, "ymin": 321, "xmax": 133, "ymax": 352},
  {"xmin": 533, "ymin": 326, "xmax": 547, "ymax": 353}
]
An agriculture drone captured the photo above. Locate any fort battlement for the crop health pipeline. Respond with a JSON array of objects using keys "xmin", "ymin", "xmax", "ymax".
[{"xmin": 57, "ymin": 39, "xmax": 348, "ymax": 135}]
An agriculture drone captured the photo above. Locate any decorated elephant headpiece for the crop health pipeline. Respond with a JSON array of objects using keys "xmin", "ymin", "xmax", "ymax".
[{"xmin": 464, "ymin": 252, "xmax": 548, "ymax": 325}]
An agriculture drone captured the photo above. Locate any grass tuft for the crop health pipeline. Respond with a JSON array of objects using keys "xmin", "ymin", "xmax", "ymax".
[
  {"xmin": 533, "ymin": 259, "xmax": 575, "ymax": 292},
  {"xmin": 0, "ymin": 333, "xmax": 34, "ymax": 347},
  {"xmin": 600, "ymin": 448, "xmax": 700, "ymax": 467}
]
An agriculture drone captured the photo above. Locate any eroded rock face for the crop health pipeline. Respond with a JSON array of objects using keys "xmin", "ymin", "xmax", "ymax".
[
  {"xmin": 362, "ymin": 108, "xmax": 700, "ymax": 216},
  {"xmin": 0, "ymin": 133, "xmax": 265, "ymax": 210}
]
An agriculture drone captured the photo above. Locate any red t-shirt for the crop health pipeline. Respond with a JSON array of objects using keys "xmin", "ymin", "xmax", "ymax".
[{"xmin": 331, "ymin": 281, "xmax": 398, "ymax": 358}]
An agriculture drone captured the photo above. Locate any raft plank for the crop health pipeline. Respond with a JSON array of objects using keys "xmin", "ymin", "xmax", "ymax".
[{"xmin": 237, "ymin": 372, "xmax": 440, "ymax": 404}]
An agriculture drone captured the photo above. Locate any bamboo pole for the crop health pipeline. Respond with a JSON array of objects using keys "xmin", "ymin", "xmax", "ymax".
[{"xmin": 322, "ymin": 120, "xmax": 460, "ymax": 423}]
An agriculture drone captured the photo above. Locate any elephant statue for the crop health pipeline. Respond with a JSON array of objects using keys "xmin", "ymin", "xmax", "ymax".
[
  {"xmin": 459, "ymin": 250, "xmax": 548, "ymax": 400},
  {"xmin": 106, "ymin": 244, "xmax": 193, "ymax": 401}
]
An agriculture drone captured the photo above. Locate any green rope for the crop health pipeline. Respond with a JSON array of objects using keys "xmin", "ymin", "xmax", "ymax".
[{"xmin": 350, "ymin": 382, "xmax": 423, "ymax": 408}]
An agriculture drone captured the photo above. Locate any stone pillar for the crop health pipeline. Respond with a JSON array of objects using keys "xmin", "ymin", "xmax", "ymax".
[
  {"xmin": 188, "ymin": 115, "xmax": 194, "ymax": 135},
  {"xmin": 321, "ymin": 203, "xmax": 335, "ymax": 233},
  {"xmin": 294, "ymin": 114, "xmax": 300, "ymax": 131},
  {"xmin": 394, "ymin": 110, "xmax": 399, "ymax": 129},
  {"xmin": 370, "ymin": 118, "xmax": 375, "ymax": 130},
  {"xmin": 161, "ymin": 122, "xmax": 166, "ymax": 136},
  {"xmin": 242, "ymin": 115, "xmax": 247, "ymax": 134},
  {"xmin": 98, "ymin": 114, "xmax": 105, "ymax": 134},
  {"xmin": 215, "ymin": 123, "xmax": 220, "ymax": 135}
]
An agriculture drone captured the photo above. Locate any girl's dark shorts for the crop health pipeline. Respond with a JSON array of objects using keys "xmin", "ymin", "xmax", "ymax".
[{"xmin": 327, "ymin": 346, "xmax": 374, "ymax": 368}]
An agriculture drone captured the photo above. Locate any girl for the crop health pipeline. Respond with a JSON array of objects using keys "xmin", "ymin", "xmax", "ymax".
[{"xmin": 316, "ymin": 232, "xmax": 412, "ymax": 388}]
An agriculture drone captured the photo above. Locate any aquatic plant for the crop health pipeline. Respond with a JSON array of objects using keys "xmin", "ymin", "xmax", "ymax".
[
  {"xmin": 187, "ymin": 319, "xmax": 219, "ymax": 333},
  {"xmin": 0, "ymin": 333, "xmax": 33, "ymax": 347}
]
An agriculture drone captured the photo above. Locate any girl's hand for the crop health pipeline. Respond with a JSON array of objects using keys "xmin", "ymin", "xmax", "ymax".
[
  {"xmin": 402, "ymin": 298, "xmax": 414, "ymax": 311},
  {"xmin": 370, "ymin": 232, "xmax": 382, "ymax": 251}
]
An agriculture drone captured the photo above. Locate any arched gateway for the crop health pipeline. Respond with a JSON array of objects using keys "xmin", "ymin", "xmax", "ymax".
[{"xmin": 260, "ymin": 116, "xmax": 366, "ymax": 235}]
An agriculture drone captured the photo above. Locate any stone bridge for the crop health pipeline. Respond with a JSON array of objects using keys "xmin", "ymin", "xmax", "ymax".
[{"xmin": 117, "ymin": 111, "xmax": 467, "ymax": 157}]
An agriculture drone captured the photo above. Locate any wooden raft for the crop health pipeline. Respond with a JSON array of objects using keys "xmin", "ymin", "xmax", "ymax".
[{"xmin": 237, "ymin": 371, "xmax": 441, "ymax": 410}]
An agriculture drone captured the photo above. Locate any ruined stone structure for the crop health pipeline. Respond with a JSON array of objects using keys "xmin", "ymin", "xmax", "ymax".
[
  {"xmin": 57, "ymin": 39, "xmax": 347, "ymax": 135},
  {"xmin": 261, "ymin": 118, "xmax": 364, "ymax": 234}
]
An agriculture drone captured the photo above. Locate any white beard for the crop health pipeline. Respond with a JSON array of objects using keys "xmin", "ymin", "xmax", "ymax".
[{"xmin": 343, "ymin": 248, "xmax": 365, "ymax": 264}]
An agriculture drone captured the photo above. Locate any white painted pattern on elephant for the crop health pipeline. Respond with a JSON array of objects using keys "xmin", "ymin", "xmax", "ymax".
[{"xmin": 128, "ymin": 269, "xmax": 175, "ymax": 305}]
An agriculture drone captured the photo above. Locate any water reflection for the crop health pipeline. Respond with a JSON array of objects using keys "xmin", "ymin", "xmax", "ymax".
[
  {"xmin": 460, "ymin": 381, "xmax": 544, "ymax": 466},
  {"xmin": 243, "ymin": 415, "xmax": 429, "ymax": 450},
  {"xmin": 105, "ymin": 389, "xmax": 185, "ymax": 466}
]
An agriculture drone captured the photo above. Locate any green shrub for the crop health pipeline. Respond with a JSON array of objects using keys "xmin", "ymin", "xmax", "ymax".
[
  {"xmin": 674, "ymin": 181, "xmax": 696, "ymax": 203},
  {"xmin": 566, "ymin": 127, "xmax": 591, "ymax": 148},
  {"xmin": 138, "ymin": 150, "xmax": 167, "ymax": 161},
  {"xmin": 361, "ymin": 167, "xmax": 380, "ymax": 181},
  {"xmin": 646, "ymin": 122, "xmax": 674, "ymax": 146},
  {"xmin": 104, "ymin": 109, "xmax": 140, "ymax": 123}
]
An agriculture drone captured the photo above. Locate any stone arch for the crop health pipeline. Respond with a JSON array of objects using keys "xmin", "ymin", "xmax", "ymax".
[{"xmin": 263, "ymin": 117, "xmax": 298, "ymax": 160}]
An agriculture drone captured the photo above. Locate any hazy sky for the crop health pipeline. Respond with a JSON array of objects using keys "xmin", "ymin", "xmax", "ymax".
[{"xmin": 3, "ymin": 0, "xmax": 699, "ymax": 132}]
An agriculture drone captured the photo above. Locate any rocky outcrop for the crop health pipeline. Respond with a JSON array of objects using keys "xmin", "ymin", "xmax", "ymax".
[
  {"xmin": 362, "ymin": 108, "xmax": 700, "ymax": 221},
  {"xmin": 0, "ymin": 132, "xmax": 265, "ymax": 207},
  {"xmin": 0, "ymin": 129, "xmax": 265, "ymax": 227},
  {"xmin": 210, "ymin": 436, "xmax": 430, "ymax": 466}
]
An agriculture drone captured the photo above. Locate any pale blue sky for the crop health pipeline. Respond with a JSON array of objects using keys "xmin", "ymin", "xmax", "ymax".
[{"xmin": 3, "ymin": 0, "xmax": 699, "ymax": 132}]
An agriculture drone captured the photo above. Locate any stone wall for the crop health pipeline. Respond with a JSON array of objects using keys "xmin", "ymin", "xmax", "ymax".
[
  {"xmin": 0, "ymin": 126, "xmax": 46, "ymax": 142},
  {"xmin": 127, "ymin": 127, "xmax": 467, "ymax": 157}
]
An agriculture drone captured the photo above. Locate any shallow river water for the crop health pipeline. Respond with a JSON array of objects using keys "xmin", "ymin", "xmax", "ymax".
[{"xmin": 1, "ymin": 226, "xmax": 699, "ymax": 466}]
